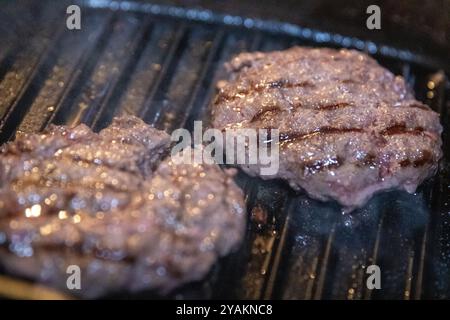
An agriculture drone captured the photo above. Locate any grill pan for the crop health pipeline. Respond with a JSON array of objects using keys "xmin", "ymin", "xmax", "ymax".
[{"xmin": 0, "ymin": 0, "xmax": 449, "ymax": 299}]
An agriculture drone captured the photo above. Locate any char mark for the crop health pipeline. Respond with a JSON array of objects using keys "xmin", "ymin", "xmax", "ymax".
[
  {"xmin": 380, "ymin": 123, "xmax": 425, "ymax": 136},
  {"xmin": 359, "ymin": 153, "xmax": 377, "ymax": 167},
  {"xmin": 266, "ymin": 79, "xmax": 314, "ymax": 89},
  {"xmin": 316, "ymin": 102, "xmax": 352, "ymax": 110},
  {"xmin": 280, "ymin": 127, "xmax": 364, "ymax": 144},
  {"xmin": 407, "ymin": 103, "xmax": 430, "ymax": 111},
  {"xmin": 250, "ymin": 106, "xmax": 282, "ymax": 123},
  {"xmin": 399, "ymin": 150, "xmax": 433, "ymax": 167},
  {"xmin": 215, "ymin": 80, "xmax": 314, "ymax": 104}
]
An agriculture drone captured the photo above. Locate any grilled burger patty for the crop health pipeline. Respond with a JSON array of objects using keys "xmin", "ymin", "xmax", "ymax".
[
  {"xmin": 0, "ymin": 116, "xmax": 246, "ymax": 297},
  {"xmin": 212, "ymin": 47, "xmax": 443, "ymax": 210}
]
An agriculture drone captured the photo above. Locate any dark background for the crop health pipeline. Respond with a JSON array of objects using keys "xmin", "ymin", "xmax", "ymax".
[{"xmin": 141, "ymin": 0, "xmax": 449, "ymax": 61}]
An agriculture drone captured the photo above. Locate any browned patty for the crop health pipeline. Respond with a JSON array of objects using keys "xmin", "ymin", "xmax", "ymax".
[
  {"xmin": 212, "ymin": 47, "xmax": 443, "ymax": 210},
  {"xmin": 0, "ymin": 116, "xmax": 246, "ymax": 297}
]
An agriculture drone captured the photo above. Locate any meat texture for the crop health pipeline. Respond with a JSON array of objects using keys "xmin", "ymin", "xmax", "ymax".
[
  {"xmin": 0, "ymin": 116, "xmax": 246, "ymax": 298},
  {"xmin": 212, "ymin": 47, "xmax": 443, "ymax": 210}
]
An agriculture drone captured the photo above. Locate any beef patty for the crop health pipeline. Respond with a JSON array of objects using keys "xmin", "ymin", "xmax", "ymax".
[
  {"xmin": 0, "ymin": 116, "xmax": 246, "ymax": 298},
  {"xmin": 212, "ymin": 47, "xmax": 443, "ymax": 210}
]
